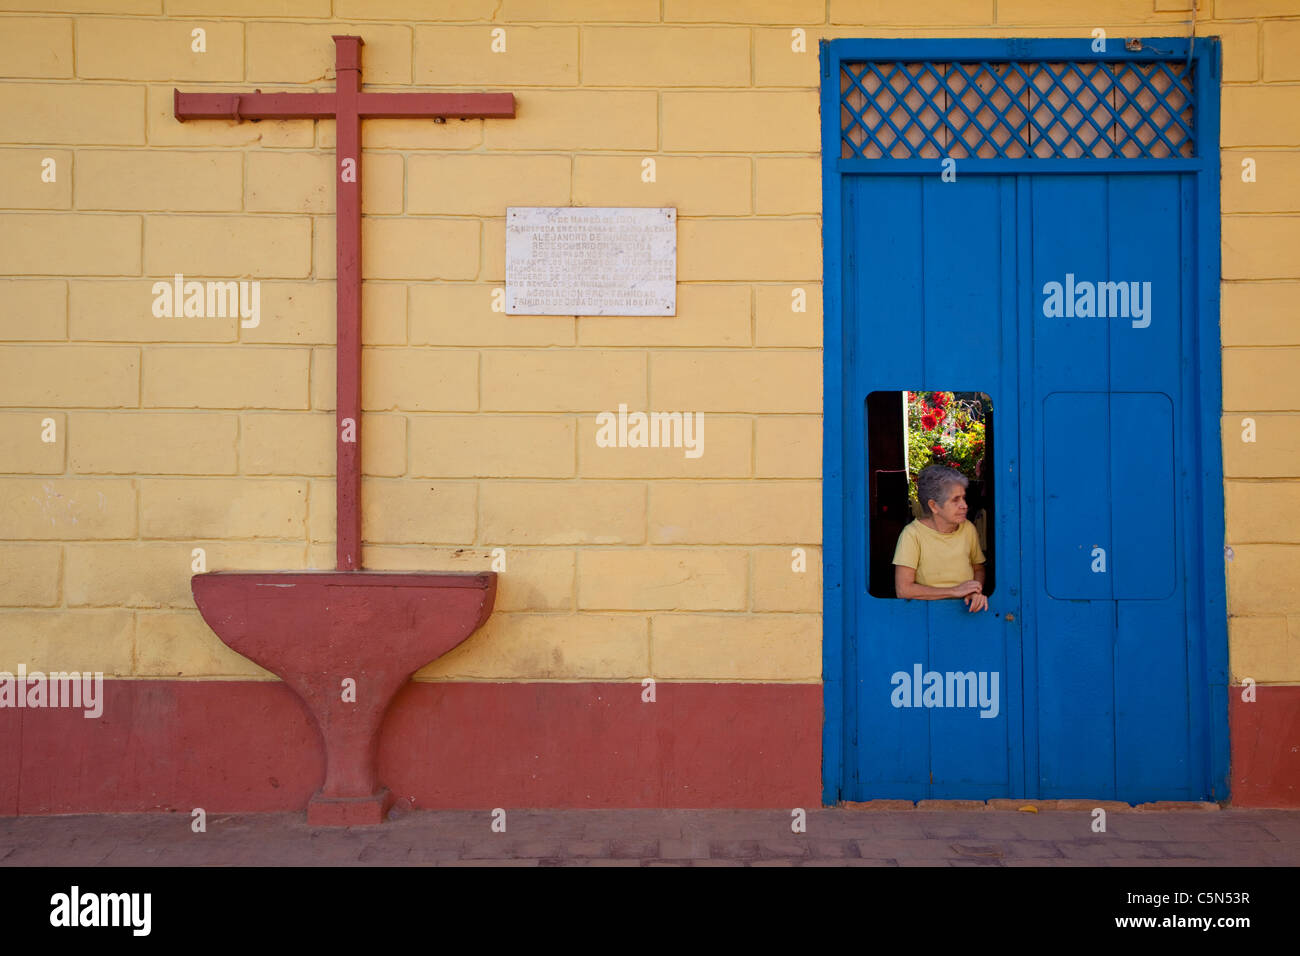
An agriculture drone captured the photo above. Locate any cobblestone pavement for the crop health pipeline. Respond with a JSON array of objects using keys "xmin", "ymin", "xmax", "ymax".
[{"xmin": 2, "ymin": 804, "xmax": 1298, "ymax": 866}]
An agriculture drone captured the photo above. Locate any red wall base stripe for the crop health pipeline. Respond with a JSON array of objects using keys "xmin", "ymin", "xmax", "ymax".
[
  {"xmin": 5, "ymin": 681, "xmax": 1297, "ymax": 813},
  {"xmin": 4, "ymin": 680, "xmax": 823, "ymax": 814},
  {"xmin": 1228, "ymin": 685, "xmax": 1300, "ymax": 808}
]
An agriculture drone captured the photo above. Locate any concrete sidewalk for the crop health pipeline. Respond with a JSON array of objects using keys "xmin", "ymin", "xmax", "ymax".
[{"xmin": 2, "ymin": 805, "xmax": 1298, "ymax": 866}]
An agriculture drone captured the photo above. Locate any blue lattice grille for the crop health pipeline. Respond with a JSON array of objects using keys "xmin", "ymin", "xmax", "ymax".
[{"xmin": 840, "ymin": 60, "xmax": 1194, "ymax": 159}]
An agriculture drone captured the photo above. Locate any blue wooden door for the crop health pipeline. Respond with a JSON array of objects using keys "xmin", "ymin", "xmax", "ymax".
[{"xmin": 822, "ymin": 39, "xmax": 1229, "ymax": 804}]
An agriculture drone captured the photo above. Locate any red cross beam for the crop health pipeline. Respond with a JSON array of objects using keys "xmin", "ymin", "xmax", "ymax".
[{"xmin": 175, "ymin": 35, "xmax": 515, "ymax": 572}]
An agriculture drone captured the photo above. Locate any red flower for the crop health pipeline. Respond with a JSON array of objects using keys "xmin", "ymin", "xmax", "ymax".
[
  {"xmin": 931, "ymin": 393, "xmax": 949, "ymax": 408},
  {"xmin": 933, "ymin": 406, "xmax": 946, "ymax": 424},
  {"xmin": 921, "ymin": 414, "xmax": 936, "ymax": 430},
  {"xmin": 931, "ymin": 445, "xmax": 946, "ymax": 456}
]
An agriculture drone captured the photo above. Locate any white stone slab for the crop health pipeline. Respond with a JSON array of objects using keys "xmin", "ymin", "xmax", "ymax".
[{"xmin": 505, "ymin": 206, "xmax": 676, "ymax": 316}]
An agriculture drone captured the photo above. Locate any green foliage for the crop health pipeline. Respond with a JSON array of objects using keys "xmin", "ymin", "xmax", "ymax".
[{"xmin": 905, "ymin": 391, "xmax": 988, "ymax": 508}]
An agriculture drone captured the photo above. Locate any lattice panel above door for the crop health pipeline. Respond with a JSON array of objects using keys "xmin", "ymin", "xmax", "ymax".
[{"xmin": 840, "ymin": 60, "xmax": 1194, "ymax": 159}]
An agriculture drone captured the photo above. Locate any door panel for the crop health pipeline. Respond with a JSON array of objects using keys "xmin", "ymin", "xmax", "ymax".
[
  {"xmin": 847, "ymin": 173, "xmax": 1020, "ymax": 800},
  {"xmin": 1024, "ymin": 175, "xmax": 1193, "ymax": 800},
  {"xmin": 848, "ymin": 174, "xmax": 927, "ymax": 798},
  {"xmin": 928, "ymin": 599, "xmax": 1011, "ymax": 794},
  {"xmin": 1030, "ymin": 176, "xmax": 1110, "ymax": 393},
  {"xmin": 1108, "ymin": 176, "xmax": 1182, "ymax": 393},
  {"xmin": 1042, "ymin": 391, "xmax": 1110, "ymax": 600},
  {"xmin": 921, "ymin": 177, "xmax": 1004, "ymax": 382},
  {"xmin": 853, "ymin": 597, "xmax": 929, "ymax": 795},
  {"xmin": 1116, "ymin": 600, "xmax": 1192, "ymax": 798},
  {"xmin": 1111, "ymin": 391, "xmax": 1177, "ymax": 600},
  {"xmin": 1034, "ymin": 599, "xmax": 1116, "ymax": 797}
]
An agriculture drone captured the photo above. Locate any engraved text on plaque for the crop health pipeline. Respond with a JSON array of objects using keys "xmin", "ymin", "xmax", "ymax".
[{"xmin": 505, "ymin": 206, "xmax": 676, "ymax": 316}]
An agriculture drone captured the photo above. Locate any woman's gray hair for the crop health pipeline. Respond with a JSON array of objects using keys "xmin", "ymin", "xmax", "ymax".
[{"xmin": 916, "ymin": 464, "xmax": 968, "ymax": 516}]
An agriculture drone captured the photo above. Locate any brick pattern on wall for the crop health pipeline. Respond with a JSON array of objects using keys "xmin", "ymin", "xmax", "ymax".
[{"xmin": 0, "ymin": 0, "xmax": 1295, "ymax": 686}]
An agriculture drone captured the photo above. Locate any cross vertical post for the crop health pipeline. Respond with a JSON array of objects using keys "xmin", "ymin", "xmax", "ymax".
[
  {"xmin": 335, "ymin": 35, "xmax": 363, "ymax": 571},
  {"xmin": 174, "ymin": 35, "xmax": 515, "ymax": 572}
]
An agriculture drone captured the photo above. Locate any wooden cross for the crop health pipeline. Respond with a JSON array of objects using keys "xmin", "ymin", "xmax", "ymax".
[{"xmin": 175, "ymin": 35, "xmax": 516, "ymax": 572}]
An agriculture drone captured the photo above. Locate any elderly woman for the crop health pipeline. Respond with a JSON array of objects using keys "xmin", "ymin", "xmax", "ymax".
[{"xmin": 893, "ymin": 464, "xmax": 988, "ymax": 612}]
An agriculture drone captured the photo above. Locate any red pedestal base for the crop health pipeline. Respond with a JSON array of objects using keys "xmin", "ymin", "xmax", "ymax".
[
  {"xmin": 307, "ymin": 788, "xmax": 394, "ymax": 826},
  {"xmin": 192, "ymin": 571, "xmax": 496, "ymax": 825}
]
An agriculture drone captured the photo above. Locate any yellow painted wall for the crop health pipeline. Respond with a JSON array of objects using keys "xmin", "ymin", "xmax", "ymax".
[{"xmin": 0, "ymin": 1, "xmax": 1295, "ymax": 687}]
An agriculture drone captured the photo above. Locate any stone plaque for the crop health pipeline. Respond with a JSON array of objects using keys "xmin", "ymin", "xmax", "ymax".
[{"xmin": 505, "ymin": 207, "xmax": 676, "ymax": 315}]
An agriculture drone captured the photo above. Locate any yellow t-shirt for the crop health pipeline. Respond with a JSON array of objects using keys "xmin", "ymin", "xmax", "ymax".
[{"xmin": 891, "ymin": 519, "xmax": 986, "ymax": 589}]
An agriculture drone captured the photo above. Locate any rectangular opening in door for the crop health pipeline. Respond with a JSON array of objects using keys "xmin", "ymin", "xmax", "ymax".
[{"xmin": 867, "ymin": 390, "xmax": 994, "ymax": 600}]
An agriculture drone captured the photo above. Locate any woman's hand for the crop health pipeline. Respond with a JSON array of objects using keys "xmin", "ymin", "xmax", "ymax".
[
  {"xmin": 964, "ymin": 592, "xmax": 988, "ymax": 613},
  {"xmin": 949, "ymin": 579, "xmax": 982, "ymax": 599}
]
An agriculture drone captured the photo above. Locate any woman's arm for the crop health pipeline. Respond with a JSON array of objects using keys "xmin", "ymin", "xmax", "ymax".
[
  {"xmin": 973, "ymin": 563, "xmax": 986, "ymax": 590},
  {"xmin": 895, "ymin": 564, "xmax": 978, "ymax": 600}
]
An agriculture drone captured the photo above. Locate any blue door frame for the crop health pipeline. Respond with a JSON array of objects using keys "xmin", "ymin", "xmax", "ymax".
[{"xmin": 820, "ymin": 37, "xmax": 1230, "ymax": 804}]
